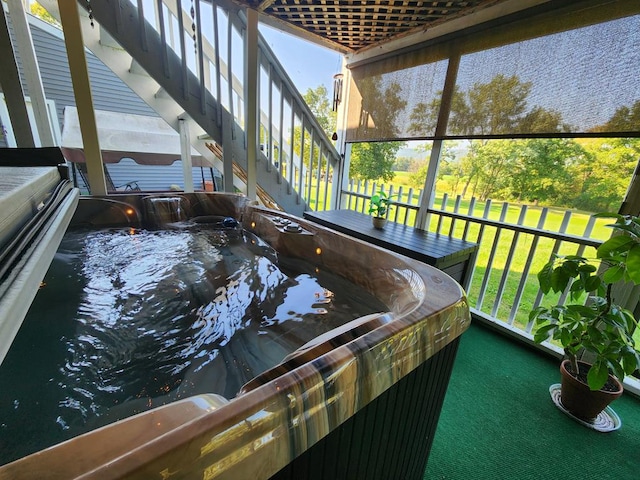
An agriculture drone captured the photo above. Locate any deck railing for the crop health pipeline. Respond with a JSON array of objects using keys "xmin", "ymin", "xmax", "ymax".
[{"xmin": 340, "ymin": 182, "xmax": 618, "ymax": 340}]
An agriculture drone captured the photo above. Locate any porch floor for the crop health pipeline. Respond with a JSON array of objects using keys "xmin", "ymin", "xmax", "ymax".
[{"xmin": 425, "ymin": 322, "xmax": 640, "ymax": 479}]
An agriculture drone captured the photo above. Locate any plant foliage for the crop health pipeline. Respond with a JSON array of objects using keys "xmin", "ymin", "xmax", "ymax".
[
  {"xmin": 368, "ymin": 190, "xmax": 393, "ymax": 218},
  {"xmin": 530, "ymin": 213, "xmax": 640, "ymax": 390}
]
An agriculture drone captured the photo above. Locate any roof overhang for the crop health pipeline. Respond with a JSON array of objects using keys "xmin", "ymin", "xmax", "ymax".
[{"xmin": 228, "ymin": 1, "xmax": 579, "ymax": 59}]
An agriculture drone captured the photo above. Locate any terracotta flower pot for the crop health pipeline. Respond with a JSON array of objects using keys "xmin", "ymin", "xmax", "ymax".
[
  {"xmin": 372, "ymin": 216, "xmax": 387, "ymax": 229},
  {"xmin": 559, "ymin": 359, "xmax": 623, "ymax": 421}
]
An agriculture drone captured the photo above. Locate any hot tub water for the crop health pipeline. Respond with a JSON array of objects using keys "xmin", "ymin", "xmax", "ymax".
[{"xmin": 0, "ymin": 223, "xmax": 387, "ymax": 465}]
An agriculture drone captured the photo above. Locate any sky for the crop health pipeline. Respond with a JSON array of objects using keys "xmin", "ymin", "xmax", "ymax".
[{"xmin": 259, "ymin": 24, "xmax": 343, "ymax": 95}]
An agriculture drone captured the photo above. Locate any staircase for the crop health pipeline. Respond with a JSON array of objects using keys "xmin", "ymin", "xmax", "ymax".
[{"xmin": 39, "ymin": 0, "xmax": 341, "ymax": 216}]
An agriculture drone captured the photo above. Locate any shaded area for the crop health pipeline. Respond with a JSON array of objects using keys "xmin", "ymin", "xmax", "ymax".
[{"xmin": 425, "ymin": 322, "xmax": 640, "ymax": 479}]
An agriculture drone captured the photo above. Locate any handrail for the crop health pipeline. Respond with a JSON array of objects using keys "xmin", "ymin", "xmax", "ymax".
[
  {"xmin": 424, "ymin": 208, "xmax": 602, "ymax": 248},
  {"xmin": 340, "ymin": 184, "xmax": 616, "ymax": 348}
]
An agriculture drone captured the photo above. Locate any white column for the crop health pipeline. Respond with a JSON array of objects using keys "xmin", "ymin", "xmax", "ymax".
[
  {"xmin": 222, "ymin": 113, "xmax": 235, "ymax": 192},
  {"xmin": 244, "ymin": 8, "xmax": 258, "ymax": 201},
  {"xmin": 7, "ymin": 0, "xmax": 55, "ymax": 146},
  {"xmin": 58, "ymin": 0, "xmax": 106, "ymax": 195},
  {"xmin": 179, "ymin": 118, "xmax": 194, "ymax": 192},
  {"xmin": 0, "ymin": 5, "xmax": 34, "ymax": 147},
  {"xmin": 415, "ymin": 54, "xmax": 461, "ymax": 230},
  {"xmin": 415, "ymin": 140, "xmax": 444, "ymax": 229}
]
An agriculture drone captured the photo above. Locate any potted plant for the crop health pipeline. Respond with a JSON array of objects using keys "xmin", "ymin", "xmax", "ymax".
[
  {"xmin": 368, "ymin": 190, "xmax": 393, "ymax": 229},
  {"xmin": 530, "ymin": 213, "xmax": 640, "ymax": 423}
]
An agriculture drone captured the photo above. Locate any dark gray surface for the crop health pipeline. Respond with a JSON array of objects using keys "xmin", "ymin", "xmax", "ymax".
[{"xmin": 304, "ymin": 209, "xmax": 478, "ymax": 288}]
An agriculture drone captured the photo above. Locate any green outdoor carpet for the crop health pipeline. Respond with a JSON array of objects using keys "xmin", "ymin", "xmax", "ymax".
[{"xmin": 424, "ymin": 322, "xmax": 640, "ymax": 480}]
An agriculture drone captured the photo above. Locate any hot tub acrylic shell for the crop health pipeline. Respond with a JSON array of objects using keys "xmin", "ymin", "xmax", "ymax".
[{"xmin": 0, "ymin": 193, "xmax": 471, "ymax": 480}]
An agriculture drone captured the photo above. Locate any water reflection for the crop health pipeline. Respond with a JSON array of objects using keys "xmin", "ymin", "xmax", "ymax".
[{"xmin": 0, "ymin": 226, "xmax": 386, "ymax": 464}]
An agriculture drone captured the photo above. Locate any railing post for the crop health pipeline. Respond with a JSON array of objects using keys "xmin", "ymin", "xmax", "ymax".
[
  {"xmin": 179, "ymin": 118, "xmax": 194, "ymax": 192},
  {"xmin": 476, "ymin": 201, "xmax": 509, "ymax": 310},
  {"xmin": 0, "ymin": 5, "xmax": 35, "ymax": 148},
  {"xmin": 244, "ymin": 7, "xmax": 259, "ymax": 201},
  {"xmin": 337, "ymin": 143, "xmax": 352, "ymax": 209},
  {"xmin": 7, "ymin": 0, "xmax": 55, "ymax": 146},
  {"xmin": 492, "ymin": 205, "xmax": 528, "ymax": 318},
  {"xmin": 58, "ymin": 0, "xmax": 106, "ymax": 195},
  {"xmin": 175, "ymin": 0, "xmax": 188, "ymax": 100}
]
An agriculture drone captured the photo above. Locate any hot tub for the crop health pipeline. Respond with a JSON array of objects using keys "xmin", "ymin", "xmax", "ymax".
[{"xmin": 0, "ymin": 193, "xmax": 470, "ymax": 480}]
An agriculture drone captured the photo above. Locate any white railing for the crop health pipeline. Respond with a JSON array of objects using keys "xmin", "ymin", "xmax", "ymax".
[
  {"xmin": 128, "ymin": 0, "xmax": 341, "ymax": 210},
  {"xmin": 340, "ymin": 184, "xmax": 622, "ymax": 338}
]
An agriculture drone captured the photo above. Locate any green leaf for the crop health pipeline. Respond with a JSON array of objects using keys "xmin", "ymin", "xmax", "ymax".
[
  {"xmin": 561, "ymin": 260, "xmax": 580, "ymax": 277},
  {"xmin": 602, "ymin": 264, "xmax": 625, "ymax": 284},
  {"xmin": 533, "ymin": 324, "xmax": 555, "ymax": 344},
  {"xmin": 586, "ymin": 361, "xmax": 610, "ymax": 391},
  {"xmin": 528, "ymin": 306, "xmax": 546, "ymax": 323},
  {"xmin": 569, "ymin": 278, "xmax": 584, "ymax": 292},
  {"xmin": 584, "ymin": 275, "xmax": 601, "ymax": 292},
  {"xmin": 597, "ymin": 235, "xmax": 634, "ymax": 258},
  {"xmin": 577, "ymin": 264, "xmax": 597, "ymax": 273},
  {"xmin": 537, "ymin": 263, "xmax": 554, "ymax": 294},
  {"xmin": 550, "ymin": 267, "xmax": 570, "ymax": 293},
  {"xmin": 610, "ymin": 223, "xmax": 640, "ymax": 238},
  {"xmin": 559, "ymin": 329, "xmax": 575, "ymax": 348},
  {"xmin": 592, "ymin": 212, "xmax": 622, "ymax": 220},
  {"xmin": 622, "ymin": 349, "xmax": 640, "ymax": 375},
  {"xmin": 626, "ymin": 244, "xmax": 640, "ymax": 284},
  {"xmin": 609, "ymin": 361, "xmax": 626, "ymax": 384}
]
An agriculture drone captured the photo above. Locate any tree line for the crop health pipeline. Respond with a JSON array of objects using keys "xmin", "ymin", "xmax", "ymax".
[
  {"xmin": 417, "ymin": 137, "xmax": 639, "ymax": 212},
  {"xmin": 304, "ymin": 74, "xmax": 639, "ymax": 212}
]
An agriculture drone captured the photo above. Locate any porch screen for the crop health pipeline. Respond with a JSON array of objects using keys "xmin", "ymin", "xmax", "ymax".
[{"xmin": 346, "ymin": 2, "xmax": 640, "ymax": 142}]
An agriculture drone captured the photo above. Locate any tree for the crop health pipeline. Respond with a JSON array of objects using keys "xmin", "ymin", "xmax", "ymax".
[
  {"xmin": 410, "ymin": 74, "xmax": 567, "ymax": 138},
  {"xmin": 303, "ymin": 85, "xmax": 336, "ymax": 137},
  {"xmin": 593, "ymin": 100, "xmax": 640, "ymax": 132},
  {"xmin": 349, "ymin": 142, "xmax": 403, "ymax": 182},
  {"xmin": 357, "ymin": 75, "xmax": 407, "ymax": 138},
  {"xmin": 567, "ymin": 138, "xmax": 639, "ymax": 211},
  {"xmin": 506, "ymin": 138, "xmax": 583, "ymax": 204},
  {"xmin": 518, "ymin": 107, "xmax": 570, "ymax": 133},
  {"xmin": 464, "ymin": 74, "xmax": 531, "ymax": 135},
  {"xmin": 350, "ymin": 76, "xmax": 407, "ymax": 181},
  {"xmin": 393, "ymin": 156, "xmax": 412, "ymax": 171},
  {"xmin": 408, "ymin": 85, "xmax": 469, "ymax": 136},
  {"xmin": 464, "ymin": 140, "xmax": 517, "ymax": 200},
  {"xmin": 286, "ymin": 86, "xmax": 336, "ymax": 177},
  {"xmin": 31, "ymin": 2, "xmax": 60, "ymax": 27},
  {"xmin": 408, "ymin": 143, "xmax": 456, "ymax": 190}
]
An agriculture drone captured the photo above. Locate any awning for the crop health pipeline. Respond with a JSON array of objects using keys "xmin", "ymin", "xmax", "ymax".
[{"xmin": 60, "ymin": 107, "xmax": 213, "ymax": 167}]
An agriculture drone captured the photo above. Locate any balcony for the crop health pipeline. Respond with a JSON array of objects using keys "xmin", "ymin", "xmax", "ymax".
[{"xmin": 0, "ymin": 0, "xmax": 639, "ymax": 477}]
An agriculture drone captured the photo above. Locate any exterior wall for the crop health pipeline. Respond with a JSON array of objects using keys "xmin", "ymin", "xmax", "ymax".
[
  {"xmin": 71, "ymin": 160, "xmax": 221, "ymax": 194},
  {"xmin": 107, "ymin": 160, "xmax": 220, "ymax": 193},
  {"xmin": 16, "ymin": 14, "xmax": 158, "ymax": 129}
]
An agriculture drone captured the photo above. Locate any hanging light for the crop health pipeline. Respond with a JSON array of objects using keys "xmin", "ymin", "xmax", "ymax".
[{"xmin": 332, "ymin": 73, "xmax": 344, "ymax": 112}]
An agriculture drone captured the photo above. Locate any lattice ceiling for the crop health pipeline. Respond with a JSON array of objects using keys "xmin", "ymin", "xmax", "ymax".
[{"xmin": 242, "ymin": 0, "xmax": 511, "ymax": 53}]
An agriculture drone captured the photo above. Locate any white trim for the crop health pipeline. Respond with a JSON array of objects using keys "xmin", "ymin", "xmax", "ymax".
[{"xmin": 0, "ymin": 94, "xmax": 60, "ymax": 147}]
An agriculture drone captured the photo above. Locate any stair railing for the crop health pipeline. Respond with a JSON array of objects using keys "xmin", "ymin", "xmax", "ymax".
[{"xmin": 110, "ymin": 0, "xmax": 342, "ymax": 211}]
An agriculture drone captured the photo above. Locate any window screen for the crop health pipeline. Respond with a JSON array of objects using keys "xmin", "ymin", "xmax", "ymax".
[
  {"xmin": 451, "ymin": 16, "xmax": 640, "ymax": 137},
  {"xmin": 346, "ymin": 2, "xmax": 640, "ymax": 142}
]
